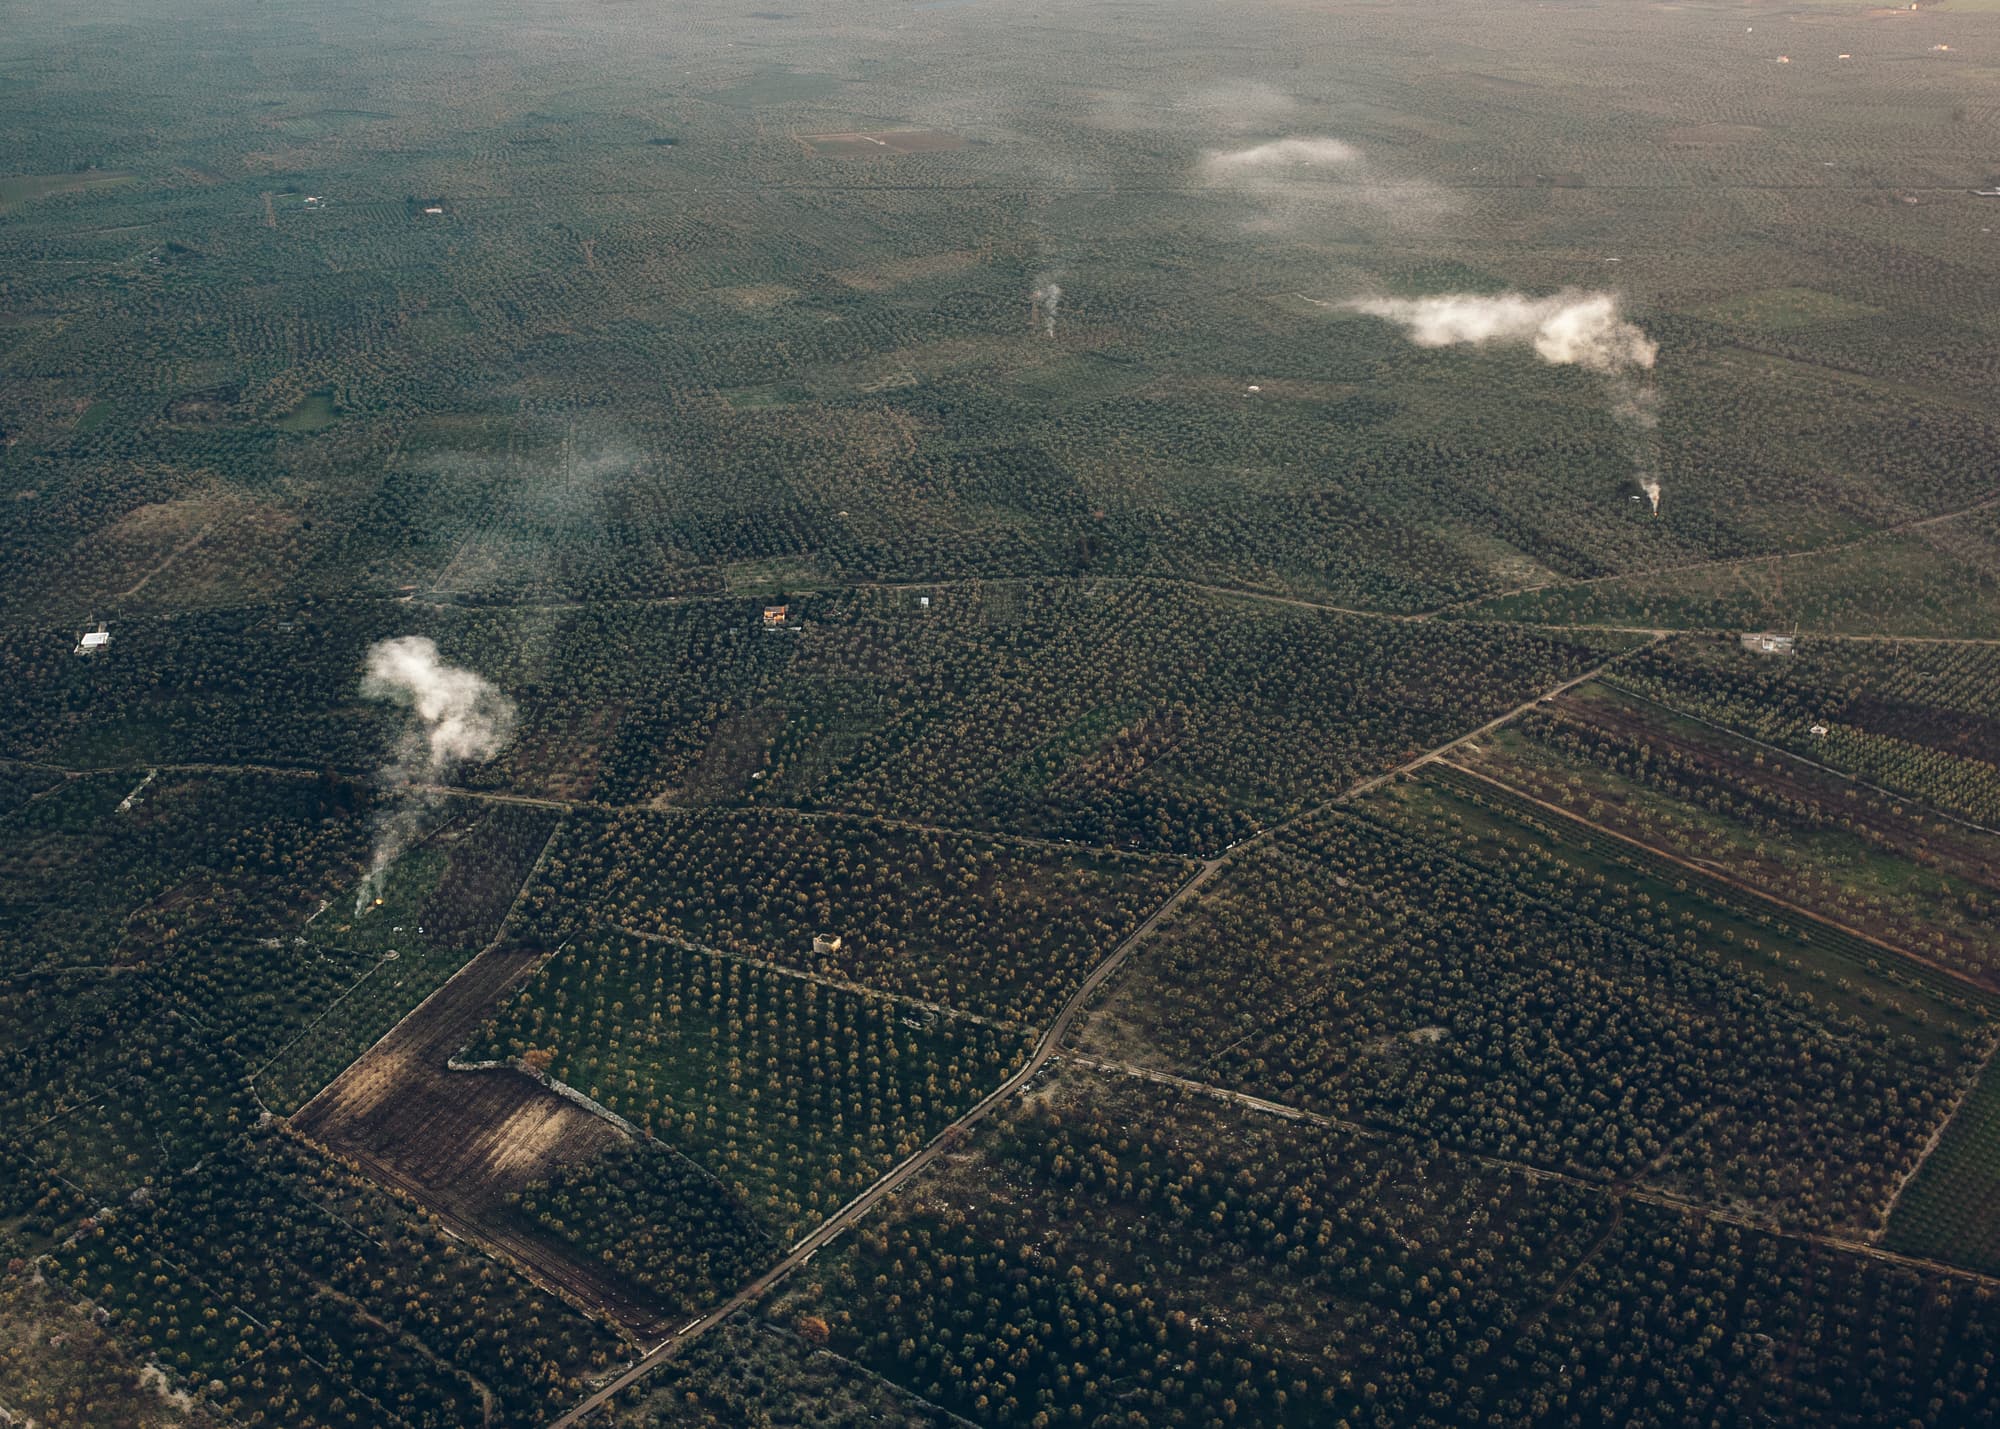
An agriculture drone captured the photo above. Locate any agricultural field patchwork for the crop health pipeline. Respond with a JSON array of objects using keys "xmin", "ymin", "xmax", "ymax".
[
  {"xmin": 4, "ymin": 0, "xmax": 2000, "ymax": 1420},
  {"xmin": 467, "ymin": 929, "xmax": 1035, "ymax": 1240},
  {"xmin": 745, "ymin": 583, "xmax": 1636, "ymax": 854},
  {"xmin": 1466, "ymin": 684, "xmax": 2000, "ymax": 988},
  {"xmin": 603, "ymin": 1315, "xmax": 957, "ymax": 1427},
  {"xmin": 49, "ymin": 1133, "xmax": 624, "ymax": 1429},
  {"xmin": 1467, "ymin": 504, "xmax": 2000, "ymax": 638},
  {"xmin": 1083, "ymin": 794, "xmax": 1996, "ymax": 1232},
  {"xmin": 526, "ymin": 806, "xmax": 1189, "ymax": 1023},
  {"xmin": 1614, "ymin": 636, "xmax": 2000, "ymax": 827},
  {"xmin": 1885, "ymin": 1049, "xmax": 2000, "ymax": 1275},
  {"xmin": 766, "ymin": 1069, "xmax": 2000, "ymax": 1429}
]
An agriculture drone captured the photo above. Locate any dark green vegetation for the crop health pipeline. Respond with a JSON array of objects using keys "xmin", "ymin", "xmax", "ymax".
[
  {"xmin": 1614, "ymin": 636, "xmax": 2000, "ymax": 827},
  {"xmin": 520, "ymin": 806, "xmax": 1188, "ymax": 1022},
  {"xmin": 741, "ymin": 587, "xmax": 1628, "ymax": 855},
  {"xmin": 4, "ymin": 0, "xmax": 2000, "ymax": 1421},
  {"xmin": 8, "ymin": 0, "xmax": 2000, "ymax": 629},
  {"xmin": 256, "ymin": 802, "xmax": 561, "ymax": 1112},
  {"xmin": 52, "ymin": 1132, "xmax": 621, "ymax": 1427},
  {"xmin": 470, "ymin": 928, "xmax": 1034, "ymax": 1239},
  {"xmin": 1085, "ymin": 786, "xmax": 1995, "ymax": 1232},
  {"xmin": 1470, "ymin": 505, "xmax": 2000, "ymax": 638},
  {"xmin": 0, "ymin": 586, "xmax": 1628, "ymax": 854},
  {"xmin": 0, "ymin": 773, "xmax": 625, "ymax": 1426},
  {"xmin": 1472, "ymin": 688, "xmax": 2000, "ymax": 987},
  {"xmin": 0, "ymin": 771, "xmax": 359, "ymax": 978},
  {"xmin": 511, "ymin": 1139, "xmax": 779, "ymax": 1317},
  {"xmin": 1885, "ymin": 1048, "xmax": 2000, "ymax": 1275},
  {"xmin": 766, "ymin": 1072, "xmax": 2000, "ymax": 1428},
  {"xmin": 606, "ymin": 1314, "xmax": 955, "ymax": 1427}
]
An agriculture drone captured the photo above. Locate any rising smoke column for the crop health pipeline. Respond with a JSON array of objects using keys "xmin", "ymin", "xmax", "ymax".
[
  {"xmin": 1031, "ymin": 278, "xmax": 1063, "ymax": 338},
  {"xmin": 353, "ymin": 636, "xmax": 516, "ymax": 912},
  {"xmin": 1347, "ymin": 290, "xmax": 1663, "ymax": 511}
]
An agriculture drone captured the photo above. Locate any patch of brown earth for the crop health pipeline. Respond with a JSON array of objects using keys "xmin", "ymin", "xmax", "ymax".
[{"xmin": 291, "ymin": 944, "xmax": 673, "ymax": 1339}]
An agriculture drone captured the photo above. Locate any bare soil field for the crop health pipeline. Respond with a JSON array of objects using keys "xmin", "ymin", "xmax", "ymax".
[{"xmin": 290, "ymin": 943, "xmax": 677, "ymax": 1341}]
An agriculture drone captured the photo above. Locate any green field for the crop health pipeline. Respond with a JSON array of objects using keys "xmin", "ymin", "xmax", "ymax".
[
  {"xmin": 0, "ymin": 170, "xmax": 135, "ymax": 213},
  {"xmin": 467, "ymin": 929, "xmax": 1034, "ymax": 1238},
  {"xmin": 273, "ymin": 390, "xmax": 338, "ymax": 433},
  {"xmin": 1887, "ymin": 1048, "xmax": 2000, "ymax": 1273}
]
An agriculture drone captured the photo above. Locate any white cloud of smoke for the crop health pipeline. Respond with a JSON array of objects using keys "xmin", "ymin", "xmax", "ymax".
[
  {"xmin": 1198, "ymin": 136, "xmax": 1450, "ymax": 228},
  {"xmin": 1348, "ymin": 289, "xmax": 1664, "ymax": 509},
  {"xmin": 1344, "ymin": 290, "xmax": 1656, "ymax": 374},
  {"xmin": 353, "ymin": 636, "xmax": 516, "ymax": 912},
  {"xmin": 1202, "ymin": 136, "xmax": 1361, "ymax": 176},
  {"xmin": 1031, "ymin": 278, "xmax": 1063, "ymax": 338}
]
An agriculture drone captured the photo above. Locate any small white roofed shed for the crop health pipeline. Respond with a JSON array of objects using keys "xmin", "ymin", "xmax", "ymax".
[
  {"xmin": 76, "ymin": 626, "xmax": 110, "ymax": 655},
  {"xmin": 1741, "ymin": 632, "xmax": 1795, "ymax": 656}
]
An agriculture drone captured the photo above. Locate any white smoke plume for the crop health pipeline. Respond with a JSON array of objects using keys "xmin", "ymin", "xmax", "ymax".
[
  {"xmin": 1031, "ymin": 278, "xmax": 1063, "ymax": 338},
  {"xmin": 1344, "ymin": 291, "xmax": 1656, "ymax": 374},
  {"xmin": 353, "ymin": 636, "xmax": 516, "ymax": 913},
  {"xmin": 1202, "ymin": 136, "xmax": 1360, "ymax": 176},
  {"xmin": 1198, "ymin": 136, "xmax": 1450, "ymax": 228},
  {"xmin": 1349, "ymin": 289, "xmax": 1664, "ymax": 509}
]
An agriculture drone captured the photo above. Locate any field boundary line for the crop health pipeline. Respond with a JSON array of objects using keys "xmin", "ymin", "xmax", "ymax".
[
  {"xmin": 542, "ymin": 858, "xmax": 1220, "ymax": 1428},
  {"xmin": 251, "ymin": 950, "xmax": 402, "ymax": 1083},
  {"xmin": 6, "ymin": 757, "xmax": 586, "ymax": 812},
  {"xmin": 538, "ymin": 642, "xmax": 1669, "ymax": 1421},
  {"xmin": 1060, "ymin": 1055, "xmax": 2000, "ymax": 1290},
  {"xmin": 1871, "ymin": 1033, "xmax": 2000, "ymax": 1242},
  {"xmin": 1436, "ymin": 487, "xmax": 2000, "ymax": 617},
  {"xmin": 290, "ymin": 815, "xmax": 567, "ymax": 1127},
  {"xmin": 1224, "ymin": 635, "xmax": 1668, "ymax": 861},
  {"xmin": 282, "ymin": 1121, "xmax": 660, "ymax": 1343},
  {"xmin": 1434, "ymin": 755, "xmax": 1996, "ymax": 999},
  {"xmin": 1595, "ymin": 677, "xmax": 2000, "ymax": 840},
  {"xmin": 771, "ymin": 803, "xmax": 1196, "ymax": 868},
  {"xmin": 606, "ymin": 923, "xmax": 1022, "ymax": 1033},
  {"xmin": 114, "ymin": 516, "xmax": 221, "ymax": 600}
]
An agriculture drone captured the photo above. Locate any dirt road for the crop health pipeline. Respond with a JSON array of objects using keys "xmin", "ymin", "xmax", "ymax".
[
  {"xmin": 290, "ymin": 937, "xmax": 676, "ymax": 1340},
  {"xmin": 544, "ymin": 858, "xmax": 1222, "ymax": 1428}
]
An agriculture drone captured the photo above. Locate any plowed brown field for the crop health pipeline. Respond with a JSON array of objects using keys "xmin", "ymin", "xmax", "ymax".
[{"xmin": 292, "ymin": 943, "xmax": 676, "ymax": 1341}]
